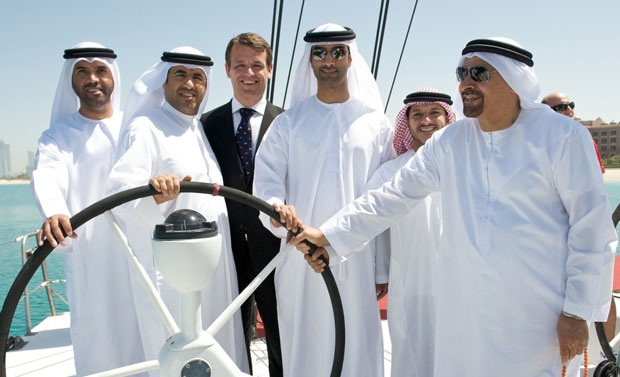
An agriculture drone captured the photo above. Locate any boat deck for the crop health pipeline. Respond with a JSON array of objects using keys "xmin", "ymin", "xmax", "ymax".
[
  {"xmin": 6, "ymin": 313, "xmax": 74, "ymax": 376},
  {"xmin": 7, "ymin": 292, "xmax": 620, "ymax": 376},
  {"xmin": 250, "ymin": 321, "xmax": 392, "ymax": 376},
  {"xmin": 5, "ymin": 314, "xmax": 392, "ymax": 377}
]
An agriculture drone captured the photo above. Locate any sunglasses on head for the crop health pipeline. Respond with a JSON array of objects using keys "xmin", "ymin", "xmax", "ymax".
[
  {"xmin": 456, "ymin": 66, "xmax": 494, "ymax": 83},
  {"xmin": 551, "ymin": 102, "xmax": 575, "ymax": 112},
  {"xmin": 311, "ymin": 46, "xmax": 349, "ymax": 61}
]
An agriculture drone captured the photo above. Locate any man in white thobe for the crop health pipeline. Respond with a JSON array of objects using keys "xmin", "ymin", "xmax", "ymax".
[
  {"xmin": 542, "ymin": 90, "xmax": 615, "ymax": 375},
  {"xmin": 253, "ymin": 24, "xmax": 393, "ymax": 377},
  {"xmin": 294, "ymin": 37, "xmax": 617, "ymax": 377},
  {"xmin": 32, "ymin": 42, "xmax": 145, "ymax": 375},
  {"xmin": 368, "ymin": 88, "xmax": 455, "ymax": 377},
  {"xmin": 107, "ymin": 47, "xmax": 248, "ymax": 373}
]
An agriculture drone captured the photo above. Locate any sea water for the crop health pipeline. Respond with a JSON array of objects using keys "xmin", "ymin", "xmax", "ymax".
[
  {"xmin": 607, "ymin": 181, "xmax": 620, "ymax": 221},
  {"xmin": 0, "ymin": 184, "xmax": 68, "ymax": 337},
  {"xmin": 2, "ymin": 182, "xmax": 620, "ymax": 338}
]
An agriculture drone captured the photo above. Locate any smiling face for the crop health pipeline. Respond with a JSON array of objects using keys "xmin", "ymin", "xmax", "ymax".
[
  {"xmin": 407, "ymin": 103, "xmax": 449, "ymax": 150},
  {"xmin": 459, "ymin": 56, "xmax": 520, "ymax": 131},
  {"xmin": 225, "ymin": 44, "xmax": 272, "ymax": 107},
  {"xmin": 163, "ymin": 65, "xmax": 206, "ymax": 115},
  {"xmin": 71, "ymin": 60, "xmax": 115, "ymax": 119}
]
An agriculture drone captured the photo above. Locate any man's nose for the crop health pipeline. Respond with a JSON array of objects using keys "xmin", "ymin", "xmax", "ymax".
[{"xmin": 87, "ymin": 72, "xmax": 99, "ymax": 82}]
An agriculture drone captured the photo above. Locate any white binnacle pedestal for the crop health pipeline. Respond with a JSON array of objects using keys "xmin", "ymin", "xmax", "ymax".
[{"xmin": 152, "ymin": 209, "xmax": 251, "ymax": 377}]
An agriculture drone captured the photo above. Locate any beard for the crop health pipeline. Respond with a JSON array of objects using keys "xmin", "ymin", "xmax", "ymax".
[
  {"xmin": 462, "ymin": 89, "xmax": 484, "ymax": 118},
  {"xmin": 313, "ymin": 64, "xmax": 348, "ymax": 87},
  {"xmin": 79, "ymin": 93, "xmax": 110, "ymax": 109},
  {"xmin": 74, "ymin": 83, "xmax": 112, "ymax": 110}
]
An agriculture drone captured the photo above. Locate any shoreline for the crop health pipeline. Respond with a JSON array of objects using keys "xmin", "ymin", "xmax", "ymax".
[
  {"xmin": 3, "ymin": 168, "xmax": 620, "ymax": 185},
  {"xmin": 0, "ymin": 179, "xmax": 29, "ymax": 185},
  {"xmin": 603, "ymin": 168, "xmax": 620, "ymax": 182}
]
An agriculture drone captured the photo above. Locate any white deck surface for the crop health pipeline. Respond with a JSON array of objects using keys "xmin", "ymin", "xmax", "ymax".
[
  {"xmin": 249, "ymin": 321, "xmax": 392, "ymax": 377},
  {"xmin": 8, "ymin": 308, "xmax": 616, "ymax": 377},
  {"xmin": 6, "ymin": 313, "xmax": 75, "ymax": 377},
  {"xmin": 5, "ymin": 314, "xmax": 392, "ymax": 377}
]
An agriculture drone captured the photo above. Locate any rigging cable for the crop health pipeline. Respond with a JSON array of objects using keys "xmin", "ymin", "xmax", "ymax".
[
  {"xmin": 281, "ymin": 0, "xmax": 306, "ymax": 108},
  {"xmin": 370, "ymin": 0, "xmax": 386, "ymax": 76},
  {"xmin": 372, "ymin": 0, "xmax": 390, "ymax": 80},
  {"xmin": 384, "ymin": 0, "xmax": 420, "ymax": 113}
]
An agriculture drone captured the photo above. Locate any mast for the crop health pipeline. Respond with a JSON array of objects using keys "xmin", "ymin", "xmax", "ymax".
[{"xmin": 267, "ymin": 0, "xmax": 284, "ymax": 103}]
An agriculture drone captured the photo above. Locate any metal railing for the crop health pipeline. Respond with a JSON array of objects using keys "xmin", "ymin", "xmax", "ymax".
[{"xmin": 14, "ymin": 231, "xmax": 67, "ymax": 335}]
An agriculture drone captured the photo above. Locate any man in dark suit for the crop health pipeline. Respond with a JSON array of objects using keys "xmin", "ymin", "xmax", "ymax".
[{"xmin": 201, "ymin": 32, "xmax": 284, "ymax": 376}]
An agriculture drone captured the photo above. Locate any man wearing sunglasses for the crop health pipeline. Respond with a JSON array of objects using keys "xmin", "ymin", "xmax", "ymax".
[
  {"xmin": 542, "ymin": 92, "xmax": 576, "ymax": 117},
  {"xmin": 254, "ymin": 23, "xmax": 392, "ymax": 377},
  {"xmin": 292, "ymin": 37, "xmax": 616, "ymax": 377},
  {"xmin": 542, "ymin": 92, "xmax": 605, "ymax": 174}
]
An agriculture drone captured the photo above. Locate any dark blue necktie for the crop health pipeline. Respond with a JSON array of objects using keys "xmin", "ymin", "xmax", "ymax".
[{"xmin": 236, "ymin": 107, "xmax": 254, "ymax": 183}]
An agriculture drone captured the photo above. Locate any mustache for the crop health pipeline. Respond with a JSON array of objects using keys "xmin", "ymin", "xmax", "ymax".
[
  {"xmin": 461, "ymin": 88, "xmax": 482, "ymax": 97},
  {"xmin": 83, "ymin": 83, "xmax": 103, "ymax": 90},
  {"xmin": 418, "ymin": 123, "xmax": 439, "ymax": 129}
]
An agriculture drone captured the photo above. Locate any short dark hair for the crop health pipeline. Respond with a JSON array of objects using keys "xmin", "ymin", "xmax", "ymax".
[{"xmin": 225, "ymin": 33, "xmax": 273, "ymax": 66}]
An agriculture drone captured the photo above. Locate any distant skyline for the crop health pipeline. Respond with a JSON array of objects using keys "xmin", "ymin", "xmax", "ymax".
[{"xmin": 2, "ymin": 0, "xmax": 619, "ymax": 173}]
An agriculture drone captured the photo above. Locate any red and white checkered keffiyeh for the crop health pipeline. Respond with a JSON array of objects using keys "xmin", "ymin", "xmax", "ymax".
[{"xmin": 392, "ymin": 87, "xmax": 456, "ymax": 156}]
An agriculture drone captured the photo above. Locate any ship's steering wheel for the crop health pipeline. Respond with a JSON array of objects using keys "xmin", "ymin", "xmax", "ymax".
[{"xmin": 0, "ymin": 182, "xmax": 345, "ymax": 377}]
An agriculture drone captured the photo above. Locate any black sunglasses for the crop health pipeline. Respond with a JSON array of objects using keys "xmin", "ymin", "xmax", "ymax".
[
  {"xmin": 456, "ymin": 66, "xmax": 494, "ymax": 83},
  {"xmin": 311, "ymin": 46, "xmax": 349, "ymax": 61},
  {"xmin": 551, "ymin": 102, "xmax": 575, "ymax": 112}
]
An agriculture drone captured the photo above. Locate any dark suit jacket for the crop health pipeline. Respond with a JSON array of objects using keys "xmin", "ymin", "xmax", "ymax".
[{"xmin": 201, "ymin": 101, "xmax": 284, "ymax": 270}]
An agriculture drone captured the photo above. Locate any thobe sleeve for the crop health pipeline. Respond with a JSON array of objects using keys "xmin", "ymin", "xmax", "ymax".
[
  {"xmin": 365, "ymin": 158, "xmax": 397, "ymax": 284},
  {"xmin": 374, "ymin": 230, "xmax": 390, "ymax": 284},
  {"xmin": 107, "ymin": 119, "xmax": 165, "ymax": 227},
  {"xmin": 379, "ymin": 115, "xmax": 396, "ymax": 164},
  {"xmin": 321, "ymin": 142, "xmax": 440, "ymax": 258},
  {"xmin": 253, "ymin": 121, "xmax": 289, "ymax": 239},
  {"xmin": 554, "ymin": 126, "xmax": 617, "ymax": 321},
  {"xmin": 31, "ymin": 133, "xmax": 71, "ymax": 218}
]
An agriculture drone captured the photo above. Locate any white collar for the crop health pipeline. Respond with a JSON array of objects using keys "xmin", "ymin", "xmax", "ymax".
[{"xmin": 231, "ymin": 97, "xmax": 267, "ymax": 116}]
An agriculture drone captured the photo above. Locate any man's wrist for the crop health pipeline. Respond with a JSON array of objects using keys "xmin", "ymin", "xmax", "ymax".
[{"xmin": 561, "ymin": 311, "xmax": 585, "ymax": 321}]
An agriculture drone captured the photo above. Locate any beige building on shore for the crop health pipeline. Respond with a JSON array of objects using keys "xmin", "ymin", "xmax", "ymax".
[{"xmin": 581, "ymin": 118, "xmax": 620, "ymax": 158}]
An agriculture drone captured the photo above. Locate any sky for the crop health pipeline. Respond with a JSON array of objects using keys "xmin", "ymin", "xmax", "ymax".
[{"xmin": 1, "ymin": 0, "xmax": 619, "ymax": 174}]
